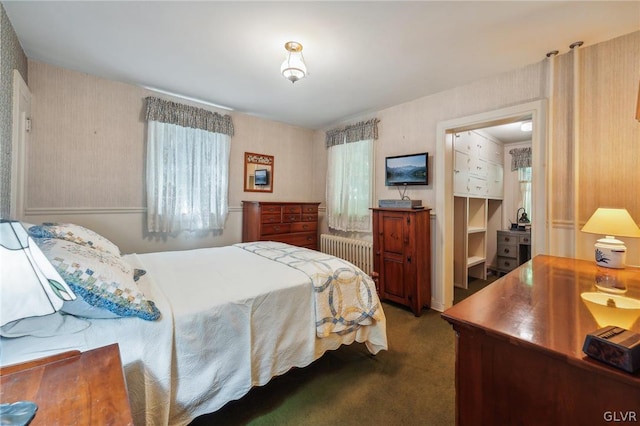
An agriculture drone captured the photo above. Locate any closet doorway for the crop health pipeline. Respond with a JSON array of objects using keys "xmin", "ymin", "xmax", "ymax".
[{"xmin": 435, "ymin": 100, "xmax": 547, "ymax": 310}]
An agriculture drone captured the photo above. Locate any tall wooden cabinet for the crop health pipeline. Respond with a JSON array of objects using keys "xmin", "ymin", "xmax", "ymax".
[
  {"xmin": 372, "ymin": 208, "xmax": 431, "ymax": 316},
  {"xmin": 242, "ymin": 201, "xmax": 320, "ymax": 250}
]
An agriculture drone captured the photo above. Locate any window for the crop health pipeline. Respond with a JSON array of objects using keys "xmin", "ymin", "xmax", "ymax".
[
  {"xmin": 145, "ymin": 97, "xmax": 234, "ymax": 233},
  {"xmin": 325, "ymin": 119, "xmax": 379, "ymax": 232},
  {"xmin": 519, "ymin": 167, "xmax": 532, "ymax": 219},
  {"xmin": 509, "ymin": 146, "xmax": 532, "ymax": 221}
]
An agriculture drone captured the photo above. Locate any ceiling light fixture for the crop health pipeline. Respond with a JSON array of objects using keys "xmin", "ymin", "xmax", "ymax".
[
  {"xmin": 520, "ymin": 121, "xmax": 532, "ymax": 132},
  {"xmin": 281, "ymin": 41, "xmax": 307, "ymax": 83}
]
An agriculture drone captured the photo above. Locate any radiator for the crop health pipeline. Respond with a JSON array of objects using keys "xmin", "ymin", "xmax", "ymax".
[{"xmin": 320, "ymin": 234, "xmax": 373, "ymax": 274}]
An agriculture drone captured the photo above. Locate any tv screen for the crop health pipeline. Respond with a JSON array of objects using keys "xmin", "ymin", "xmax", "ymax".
[
  {"xmin": 254, "ymin": 169, "xmax": 269, "ymax": 185},
  {"xmin": 385, "ymin": 152, "xmax": 428, "ymax": 186}
]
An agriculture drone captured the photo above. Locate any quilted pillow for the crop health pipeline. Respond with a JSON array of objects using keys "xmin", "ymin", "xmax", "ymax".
[
  {"xmin": 36, "ymin": 239, "xmax": 160, "ymax": 321},
  {"xmin": 29, "ymin": 223, "xmax": 121, "ymax": 255}
]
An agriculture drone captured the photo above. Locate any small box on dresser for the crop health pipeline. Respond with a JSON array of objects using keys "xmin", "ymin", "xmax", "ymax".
[{"xmin": 242, "ymin": 201, "xmax": 321, "ymax": 250}]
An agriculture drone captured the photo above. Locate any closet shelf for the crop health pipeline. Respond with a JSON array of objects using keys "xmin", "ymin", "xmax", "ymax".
[
  {"xmin": 467, "ymin": 256, "xmax": 486, "ymax": 268},
  {"xmin": 467, "ymin": 227, "xmax": 486, "ymax": 234}
]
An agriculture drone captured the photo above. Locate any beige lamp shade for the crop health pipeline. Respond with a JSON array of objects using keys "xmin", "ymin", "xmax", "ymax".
[{"xmin": 581, "ymin": 208, "xmax": 640, "ymax": 238}]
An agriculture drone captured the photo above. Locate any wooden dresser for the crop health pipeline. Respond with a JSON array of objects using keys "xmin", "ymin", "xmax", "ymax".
[
  {"xmin": 242, "ymin": 201, "xmax": 320, "ymax": 250},
  {"xmin": 371, "ymin": 207, "xmax": 432, "ymax": 316},
  {"xmin": 442, "ymin": 256, "xmax": 640, "ymax": 425},
  {"xmin": 0, "ymin": 344, "xmax": 133, "ymax": 425}
]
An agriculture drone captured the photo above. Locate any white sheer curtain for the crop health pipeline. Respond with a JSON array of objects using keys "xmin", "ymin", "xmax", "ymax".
[
  {"xmin": 326, "ymin": 138, "xmax": 374, "ymax": 232},
  {"xmin": 519, "ymin": 166, "xmax": 532, "ymax": 219},
  {"xmin": 146, "ymin": 121, "xmax": 230, "ymax": 232}
]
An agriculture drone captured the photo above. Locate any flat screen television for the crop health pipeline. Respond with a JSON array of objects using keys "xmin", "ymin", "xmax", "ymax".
[
  {"xmin": 254, "ymin": 169, "xmax": 269, "ymax": 185},
  {"xmin": 385, "ymin": 152, "xmax": 428, "ymax": 186}
]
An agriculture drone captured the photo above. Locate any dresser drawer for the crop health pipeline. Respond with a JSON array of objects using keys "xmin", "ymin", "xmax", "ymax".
[
  {"xmin": 260, "ymin": 204, "xmax": 282, "ymax": 214},
  {"xmin": 261, "ymin": 223, "xmax": 291, "ymax": 235},
  {"xmin": 291, "ymin": 221, "xmax": 317, "ymax": 233},
  {"xmin": 497, "ymin": 257, "xmax": 518, "ymax": 272},
  {"xmin": 519, "ymin": 235, "xmax": 531, "ymax": 245},
  {"xmin": 283, "ymin": 205, "xmax": 302, "ymax": 214},
  {"xmin": 261, "ymin": 214, "xmax": 282, "ymax": 224},
  {"xmin": 302, "ymin": 204, "xmax": 319, "ymax": 214},
  {"xmin": 283, "ymin": 213, "xmax": 302, "ymax": 223},
  {"xmin": 497, "ymin": 233, "xmax": 517, "ymax": 244},
  {"xmin": 302, "ymin": 213, "xmax": 318, "ymax": 222},
  {"xmin": 498, "ymin": 243, "xmax": 517, "ymax": 259},
  {"xmin": 272, "ymin": 232, "xmax": 317, "ymax": 248}
]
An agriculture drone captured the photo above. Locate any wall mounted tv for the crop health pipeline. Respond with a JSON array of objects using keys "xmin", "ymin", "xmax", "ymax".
[
  {"xmin": 254, "ymin": 169, "xmax": 269, "ymax": 185},
  {"xmin": 385, "ymin": 152, "xmax": 428, "ymax": 186}
]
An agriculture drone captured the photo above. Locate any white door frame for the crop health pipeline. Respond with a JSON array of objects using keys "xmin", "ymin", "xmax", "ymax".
[
  {"xmin": 435, "ymin": 100, "xmax": 547, "ymax": 310},
  {"xmin": 10, "ymin": 69, "xmax": 31, "ymax": 220}
]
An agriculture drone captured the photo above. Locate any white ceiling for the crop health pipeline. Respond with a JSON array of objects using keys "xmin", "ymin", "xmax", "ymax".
[{"xmin": 5, "ymin": 1, "xmax": 640, "ymax": 130}]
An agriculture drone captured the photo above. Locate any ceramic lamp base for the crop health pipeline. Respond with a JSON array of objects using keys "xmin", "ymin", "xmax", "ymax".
[{"xmin": 594, "ymin": 237, "xmax": 626, "ymax": 269}]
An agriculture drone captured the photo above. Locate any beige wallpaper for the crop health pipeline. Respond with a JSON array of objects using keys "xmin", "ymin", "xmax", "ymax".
[
  {"xmin": 25, "ymin": 60, "xmax": 316, "ymax": 252},
  {"xmin": 578, "ymin": 31, "xmax": 640, "ymax": 224},
  {"xmin": 28, "ymin": 60, "xmax": 146, "ymax": 208},
  {"xmin": 548, "ymin": 51, "xmax": 576, "ymax": 225},
  {"xmin": 0, "ymin": 3, "xmax": 28, "ymax": 218},
  {"xmin": 314, "ymin": 60, "xmax": 547, "ymax": 214}
]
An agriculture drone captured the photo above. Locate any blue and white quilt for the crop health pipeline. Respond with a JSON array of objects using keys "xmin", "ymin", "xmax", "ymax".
[{"xmin": 235, "ymin": 241, "xmax": 383, "ymax": 337}]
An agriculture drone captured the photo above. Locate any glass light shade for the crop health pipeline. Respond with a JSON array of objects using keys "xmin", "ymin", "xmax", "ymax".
[
  {"xmin": 281, "ymin": 55, "xmax": 306, "ymax": 82},
  {"xmin": 281, "ymin": 41, "xmax": 307, "ymax": 83},
  {"xmin": 0, "ymin": 220, "xmax": 75, "ymax": 326}
]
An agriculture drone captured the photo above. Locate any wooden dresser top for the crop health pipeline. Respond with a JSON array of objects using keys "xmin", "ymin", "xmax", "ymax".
[{"xmin": 442, "ymin": 255, "xmax": 640, "ymax": 384}]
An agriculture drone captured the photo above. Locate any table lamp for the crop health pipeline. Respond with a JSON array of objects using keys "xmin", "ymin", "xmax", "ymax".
[
  {"xmin": 0, "ymin": 220, "xmax": 77, "ymax": 326},
  {"xmin": 581, "ymin": 208, "xmax": 640, "ymax": 269},
  {"xmin": 0, "ymin": 220, "xmax": 78, "ymax": 425}
]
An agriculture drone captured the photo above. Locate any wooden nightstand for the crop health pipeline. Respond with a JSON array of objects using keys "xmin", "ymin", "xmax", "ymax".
[{"xmin": 0, "ymin": 343, "xmax": 133, "ymax": 425}]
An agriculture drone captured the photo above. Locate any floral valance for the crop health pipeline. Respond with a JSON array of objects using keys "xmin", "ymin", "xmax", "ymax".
[
  {"xmin": 145, "ymin": 97, "xmax": 234, "ymax": 137},
  {"xmin": 325, "ymin": 118, "xmax": 380, "ymax": 148},
  {"xmin": 509, "ymin": 147, "xmax": 532, "ymax": 171}
]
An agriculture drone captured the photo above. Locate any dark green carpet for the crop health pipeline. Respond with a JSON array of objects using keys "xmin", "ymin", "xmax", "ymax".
[{"xmin": 190, "ymin": 278, "xmax": 494, "ymax": 426}]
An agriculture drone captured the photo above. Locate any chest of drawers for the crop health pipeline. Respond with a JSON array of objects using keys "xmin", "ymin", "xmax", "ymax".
[
  {"xmin": 496, "ymin": 229, "xmax": 531, "ymax": 274},
  {"xmin": 242, "ymin": 201, "xmax": 320, "ymax": 250}
]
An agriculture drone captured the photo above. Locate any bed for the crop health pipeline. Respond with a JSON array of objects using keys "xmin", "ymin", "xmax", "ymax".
[{"xmin": 0, "ymin": 226, "xmax": 387, "ymax": 426}]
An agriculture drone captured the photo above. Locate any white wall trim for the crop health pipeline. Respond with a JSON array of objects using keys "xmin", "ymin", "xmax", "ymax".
[
  {"xmin": 23, "ymin": 205, "xmax": 322, "ymax": 217},
  {"xmin": 10, "ymin": 70, "xmax": 31, "ymax": 220},
  {"xmin": 25, "ymin": 207, "xmax": 147, "ymax": 216},
  {"xmin": 24, "ymin": 206, "xmax": 249, "ymax": 216},
  {"xmin": 436, "ymin": 99, "xmax": 548, "ymax": 311}
]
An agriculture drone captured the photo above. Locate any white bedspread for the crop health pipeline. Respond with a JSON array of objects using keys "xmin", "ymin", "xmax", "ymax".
[{"xmin": 0, "ymin": 245, "xmax": 387, "ymax": 426}]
